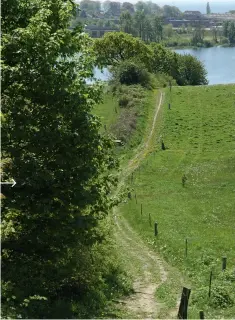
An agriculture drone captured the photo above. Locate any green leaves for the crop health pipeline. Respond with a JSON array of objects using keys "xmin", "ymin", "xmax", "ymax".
[
  {"xmin": 2, "ymin": 0, "xmax": 119, "ymax": 318},
  {"xmin": 93, "ymin": 32, "xmax": 153, "ymax": 69}
]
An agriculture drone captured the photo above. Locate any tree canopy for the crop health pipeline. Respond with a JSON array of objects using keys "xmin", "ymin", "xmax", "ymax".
[
  {"xmin": 93, "ymin": 32, "xmax": 153, "ymax": 68},
  {"xmin": 93, "ymin": 32, "xmax": 208, "ymax": 86},
  {"xmin": 2, "ymin": 0, "xmax": 120, "ymax": 318}
]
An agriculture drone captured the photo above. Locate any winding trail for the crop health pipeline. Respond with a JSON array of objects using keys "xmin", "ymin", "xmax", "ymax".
[{"xmin": 113, "ymin": 91, "xmax": 181, "ymax": 318}]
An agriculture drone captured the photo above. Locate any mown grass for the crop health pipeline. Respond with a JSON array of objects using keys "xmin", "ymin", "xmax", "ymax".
[{"xmin": 119, "ymin": 84, "xmax": 235, "ymax": 318}]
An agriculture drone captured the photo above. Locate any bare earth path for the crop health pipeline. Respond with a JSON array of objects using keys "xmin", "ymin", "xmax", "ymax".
[{"xmin": 112, "ymin": 92, "xmax": 181, "ymax": 318}]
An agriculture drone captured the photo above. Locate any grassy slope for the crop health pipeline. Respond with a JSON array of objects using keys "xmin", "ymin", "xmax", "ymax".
[
  {"xmin": 92, "ymin": 88, "xmax": 160, "ymax": 318},
  {"xmin": 120, "ymin": 84, "xmax": 235, "ymax": 318},
  {"xmin": 93, "ymin": 92, "xmax": 120, "ymax": 132},
  {"xmin": 93, "ymin": 87, "xmax": 158, "ymax": 161}
]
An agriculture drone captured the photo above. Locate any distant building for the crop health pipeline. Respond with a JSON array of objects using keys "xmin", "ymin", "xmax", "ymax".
[
  {"xmin": 206, "ymin": 13, "xmax": 235, "ymax": 21},
  {"xmin": 184, "ymin": 11, "xmax": 202, "ymax": 20},
  {"xmin": 85, "ymin": 25, "xmax": 119, "ymax": 38}
]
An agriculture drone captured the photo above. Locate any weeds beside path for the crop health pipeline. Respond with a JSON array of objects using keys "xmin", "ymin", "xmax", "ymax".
[{"xmin": 113, "ymin": 91, "xmax": 182, "ymax": 318}]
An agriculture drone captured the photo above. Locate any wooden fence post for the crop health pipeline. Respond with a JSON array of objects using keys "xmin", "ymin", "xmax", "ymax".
[
  {"xmin": 185, "ymin": 238, "xmax": 188, "ymax": 258},
  {"xmin": 222, "ymin": 257, "xmax": 227, "ymax": 271},
  {"xmin": 208, "ymin": 270, "xmax": 213, "ymax": 298},
  {"xmin": 154, "ymin": 222, "xmax": 158, "ymax": 236},
  {"xmin": 177, "ymin": 287, "xmax": 191, "ymax": 319}
]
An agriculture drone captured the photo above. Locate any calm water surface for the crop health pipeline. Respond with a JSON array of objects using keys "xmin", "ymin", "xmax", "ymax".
[
  {"xmin": 94, "ymin": 47, "xmax": 235, "ymax": 85},
  {"xmin": 175, "ymin": 47, "xmax": 235, "ymax": 85}
]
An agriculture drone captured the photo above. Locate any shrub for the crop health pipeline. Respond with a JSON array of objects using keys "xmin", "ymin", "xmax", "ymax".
[
  {"xmin": 192, "ymin": 283, "xmax": 234, "ymax": 309},
  {"xmin": 220, "ymin": 36, "xmax": 229, "ymax": 45},
  {"xmin": 176, "ymin": 53, "xmax": 208, "ymax": 86},
  {"xmin": 153, "ymin": 73, "xmax": 177, "ymax": 88},
  {"xmin": 118, "ymin": 95, "xmax": 130, "ymax": 107},
  {"xmin": 203, "ymin": 40, "xmax": 213, "ymax": 48},
  {"xmin": 111, "ymin": 60, "xmax": 152, "ymax": 88}
]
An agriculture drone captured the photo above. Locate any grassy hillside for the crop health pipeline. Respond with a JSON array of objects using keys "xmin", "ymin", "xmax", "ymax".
[
  {"xmin": 93, "ymin": 92, "xmax": 121, "ymax": 132},
  {"xmin": 93, "ymin": 86, "xmax": 158, "ymax": 159},
  {"xmin": 120, "ymin": 84, "xmax": 235, "ymax": 318}
]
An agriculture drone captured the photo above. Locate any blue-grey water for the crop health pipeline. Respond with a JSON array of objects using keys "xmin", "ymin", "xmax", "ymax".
[
  {"xmin": 94, "ymin": 47, "xmax": 235, "ymax": 85},
  {"xmin": 175, "ymin": 47, "xmax": 235, "ymax": 85},
  {"xmin": 157, "ymin": 1, "xmax": 234, "ymax": 14}
]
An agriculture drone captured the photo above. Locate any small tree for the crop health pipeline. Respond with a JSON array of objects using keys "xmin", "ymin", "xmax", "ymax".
[
  {"xmin": 228, "ymin": 21, "xmax": 235, "ymax": 44},
  {"xmin": 111, "ymin": 60, "xmax": 152, "ymax": 87},
  {"xmin": 177, "ymin": 54, "xmax": 208, "ymax": 86},
  {"xmin": 191, "ymin": 23, "xmax": 205, "ymax": 45}
]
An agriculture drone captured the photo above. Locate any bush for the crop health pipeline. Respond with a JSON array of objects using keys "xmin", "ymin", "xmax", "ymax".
[
  {"xmin": 111, "ymin": 60, "xmax": 152, "ymax": 88},
  {"xmin": 203, "ymin": 40, "xmax": 213, "ymax": 48},
  {"xmin": 176, "ymin": 53, "xmax": 208, "ymax": 86},
  {"xmin": 118, "ymin": 95, "xmax": 130, "ymax": 107},
  {"xmin": 153, "ymin": 73, "xmax": 177, "ymax": 88},
  {"xmin": 192, "ymin": 283, "xmax": 234, "ymax": 309},
  {"xmin": 220, "ymin": 36, "xmax": 229, "ymax": 45}
]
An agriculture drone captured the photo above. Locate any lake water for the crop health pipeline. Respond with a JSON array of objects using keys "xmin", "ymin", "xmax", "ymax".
[
  {"xmin": 175, "ymin": 47, "xmax": 235, "ymax": 85},
  {"xmin": 94, "ymin": 47, "xmax": 235, "ymax": 85}
]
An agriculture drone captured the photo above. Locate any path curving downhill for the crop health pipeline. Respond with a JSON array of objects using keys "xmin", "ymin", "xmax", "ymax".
[{"xmin": 113, "ymin": 91, "xmax": 181, "ymax": 318}]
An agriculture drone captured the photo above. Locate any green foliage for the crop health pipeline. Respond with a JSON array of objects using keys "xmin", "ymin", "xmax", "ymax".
[
  {"xmin": 93, "ymin": 32, "xmax": 153, "ymax": 69},
  {"xmin": 206, "ymin": 2, "xmax": 211, "ymax": 15},
  {"xmin": 80, "ymin": 0, "xmax": 101, "ymax": 13},
  {"xmin": 94, "ymin": 33, "xmax": 208, "ymax": 86},
  {"xmin": 107, "ymin": 84, "xmax": 151, "ymax": 145},
  {"xmin": 111, "ymin": 60, "xmax": 152, "ymax": 88},
  {"xmin": 191, "ymin": 24, "xmax": 205, "ymax": 45},
  {"xmin": 153, "ymin": 73, "xmax": 177, "ymax": 88},
  {"xmin": 122, "ymin": 2, "xmax": 135, "ymax": 14},
  {"xmin": 162, "ymin": 4, "xmax": 182, "ymax": 18},
  {"xmin": 118, "ymin": 94, "xmax": 130, "ymax": 107},
  {"xmin": 1, "ymin": 0, "xmax": 129, "ymax": 318},
  {"xmin": 192, "ymin": 283, "xmax": 234, "ymax": 309},
  {"xmin": 176, "ymin": 54, "xmax": 208, "ymax": 85},
  {"xmin": 223, "ymin": 21, "xmax": 235, "ymax": 44},
  {"xmin": 120, "ymin": 11, "xmax": 134, "ymax": 34}
]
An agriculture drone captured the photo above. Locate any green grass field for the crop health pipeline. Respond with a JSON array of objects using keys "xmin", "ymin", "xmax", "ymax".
[
  {"xmin": 119, "ymin": 85, "xmax": 235, "ymax": 318},
  {"xmin": 93, "ymin": 91, "xmax": 121, "ymax": 132}
]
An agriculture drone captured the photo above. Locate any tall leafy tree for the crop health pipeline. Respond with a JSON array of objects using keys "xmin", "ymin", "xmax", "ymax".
[
  {"xmin": 121, "ymin": 2, "xmax": 135, "ymax": 14},
  {"xmin": 212, "ymin": 26, "xmax": 218, "ymax": 43},
  {"xmin": 177, "ymin": 54, "xmax": 208, "ymax": 85},
  {"xmin": 227, "ymin": 21, "xmax": 235, "ymax": 43},
  {"xmin": 93, "ymin": 32, "xmax": 153, "ymax": 68},
  {"xmin": 223, "ymin": 21, "xmax": 229, "ymax": 37},
  {"xmin": 120, "ymin": 11, "xmax": 134, "ymax": 34},
  {"xmin": 134, "ymin": 9, "xmax": 146, "ymax": 40},
  {"xmin": 163, "ymin": 24, "xmax": 174, "ymax": 38},
  {"xmin": 191, "ymin": 22, "xmax": 205, "ymax": 45},
  {"xmin": 152, "ymin": 16, "xmax": 163, "ymax": 42},
  {"xmin": 1, "ymin": 0, "xmax": 118, "ymax": 318},
  {"xmin": 135, "ymin": 1, "xmax": 150, "ymax": 14},
  {"xmin": 107, "ymin": 1, "xmax": 121, "ymax": 16},
  {"xmin": 163, "ymin": 5, "xmax": 182, "ymax": 18},
  {"xmin": 80, "ymin": 0, "xmax": 101, "ymax": 13},
  {"xmin": 206, "ymin": 2, "xmax": 211, "ymax": 14}
]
